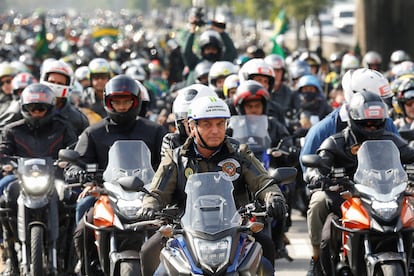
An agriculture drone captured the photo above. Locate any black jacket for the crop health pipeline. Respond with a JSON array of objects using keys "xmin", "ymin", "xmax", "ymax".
[
  {"xmin": 0, "ymin": 117, "xmax": 77, "ymax": 158},
  {"xmin": 73, "ymin": 117, "xmax": 167, "ymax": 171},
  {"xmin": 316, "ymin": 128, "xmax": 414, "ymax": 178}
]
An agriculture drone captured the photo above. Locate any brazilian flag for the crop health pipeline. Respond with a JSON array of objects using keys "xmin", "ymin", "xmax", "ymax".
[
  {"xmin": 270, "ymin": 9, "xmax": 289, "ymax": 58},
  {"xmin": 35, "ymin": 19, "xmax": 49, "ymax": 59}
]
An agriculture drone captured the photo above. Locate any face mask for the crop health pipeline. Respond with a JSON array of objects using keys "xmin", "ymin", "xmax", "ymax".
[
  {"xmin": 302, "ymin": 92, "xmax": 317, "ymax": 102},
  {"xmin": 203, "ymin": 53, "xmax": 219, "ymax": 62}
]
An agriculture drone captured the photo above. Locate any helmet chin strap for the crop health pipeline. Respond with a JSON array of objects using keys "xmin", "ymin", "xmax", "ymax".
[{"xmin": 195, "ymin": 125, "xmax": 222, "ymax": 151}]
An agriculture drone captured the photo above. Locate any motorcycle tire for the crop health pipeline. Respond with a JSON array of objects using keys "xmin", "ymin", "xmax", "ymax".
[
  {"xmin": 119, "ymin": 260, "xmax": 141, "ymax": 276},
  {"xmin": 31, "ymin": 226, "xmax": 45, "ymax": 276},
  {"xmin": 374, "ymin": 261, "xmax": 404, "ymax": 276}
]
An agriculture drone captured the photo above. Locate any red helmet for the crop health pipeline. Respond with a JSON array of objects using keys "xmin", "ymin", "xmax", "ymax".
[{"xmin": 233, "ymin": 80, "xmax": 270, "ymax": 115}]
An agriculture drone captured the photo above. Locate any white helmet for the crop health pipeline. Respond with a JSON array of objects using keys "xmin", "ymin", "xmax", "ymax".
[
  {"xmin": 223, "ymin": 74, "xmax": 240, "ymax": 98},
  {"xmin": 125, "ymin": 65, "xmax": 147, "ymax": 82},
  {"xmin": 362, "ymin": 51, "xmax": 382, "ymax": 68},
  {"xmin": 264, "ymin": 54, "xmax": 285, "ymax": 70},
  {"xmin": 40, "ymin": 60, "xmax": 74, "ymax": 98},
  {"xmin": 342, "ymin": 68, "xmax": 392, "ymax": 103},
  {"xmin": 173, "ymin": 84, "xmax": 218, "ymax": 121},
  {"xmin": 341, "ymin": 53, "xmax": 360, "ymax": 73},
  {"xmin": 136, "ymin": 80, "xmax": 150, "ymax": 103},
  {"xmin": 208, "ymin": 61, "xmax": 238, "ymax": 92},
  {"xmin": 238, "ymin": 58, "xmax": 275, "ymax": 90},
  {"xmin": 74, "ymin": 66, "xmax": 89, "ymax": 82},
  {"xmin": 188, "ymin": 96, "xmax": 230, "ymax": 121}
]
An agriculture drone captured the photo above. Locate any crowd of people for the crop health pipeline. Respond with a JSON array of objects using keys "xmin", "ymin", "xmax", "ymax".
[{"xmin": 0, "ymin": 8, "xmax": 413, "ymax": 276}]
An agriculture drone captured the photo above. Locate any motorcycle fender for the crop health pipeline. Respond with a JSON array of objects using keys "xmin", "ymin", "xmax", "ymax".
[
  {"xmin": 365, "ymin": 251, "xmax": 406, "ymax": 276},
  {"xmin": 341, "ymin": 198, "xmax": 370, "ymax": 230},
  {"xmin": 160, "ymin": 247, "xmax": 192, "ymax": 275},
  {"xmin": 109, "ymin": 250, "xmax": 140, "ymax": 276},
  {"xmin": 17, "ymin": 195, "xmax": 27, "ymax": 242},
  {"xmin": 401, "ymin": 197, "xmax": 414, "ymax": 228},
  {"xmin": 47, "ymin": 192, "xmax": 59, "ymax": 241},
  {"xmin": 237, "ymin": 241, "xmax": 262, "ymax": 275},
  {"xmin": 93, "ymin": 195, "xmax": 114, "ymax": 227}
]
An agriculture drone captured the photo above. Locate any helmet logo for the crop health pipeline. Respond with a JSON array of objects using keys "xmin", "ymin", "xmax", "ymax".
[
  {"xmin": 363, "ymin": 106, "xmax": 384, "ymax": 119},
  {"xmin": 257, "ymin": 67, "xmax": 272, "ymax": 75},
  {"xmin": 379, "ymin": 84, "xmax": 391, "ymax": 97}
]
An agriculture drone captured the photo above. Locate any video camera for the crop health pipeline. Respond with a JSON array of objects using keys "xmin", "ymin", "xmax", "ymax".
[{"xmin": 190, "ymin": 6, "xmax": 206, "ymax": 27}]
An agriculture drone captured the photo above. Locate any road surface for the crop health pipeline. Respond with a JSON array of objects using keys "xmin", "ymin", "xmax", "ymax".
[{"xmin": 275, "ymin": 209, "xmax": 312, "ymax": 275}]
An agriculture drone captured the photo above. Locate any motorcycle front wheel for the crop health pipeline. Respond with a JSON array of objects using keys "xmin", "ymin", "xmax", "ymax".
[
  {"xmin": 374, "ymin": 261, "xmax": 404, "ymax": 276},
  {"xmin": 31, "ymin": 225, "xmax": 45, "ymax": 276},
  {"xmin": 119, "ymin": 260, "xmax": 141, "ymax": 276}
]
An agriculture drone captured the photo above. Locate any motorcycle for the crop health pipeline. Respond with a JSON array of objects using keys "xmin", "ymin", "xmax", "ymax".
[
  {"xmin": 0, "ymin": 156, "xmax": 78, "ymax": 276},
  {"xmin": 59, "ymin": 140, "xmax": 161, "ymax": 276},
  {"xmin": 301, "ymin": 140, "xmax": 414, "ymax": 275},
  {"xmin": 158, "ymin": 168, "xmax": 297, "ymax": 275},
  {"xmin": 227, "ymin": 114, "xmax": 296, "ymax": 260}
]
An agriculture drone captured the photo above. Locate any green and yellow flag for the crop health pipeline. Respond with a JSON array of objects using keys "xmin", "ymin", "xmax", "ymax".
[
  {"xmin": 270, "ymin": 9, "xmax": 289, "ymax": 57},
  {"xmin": 34, "ymin": 18, "xmax": 49, "ymax": 59}
]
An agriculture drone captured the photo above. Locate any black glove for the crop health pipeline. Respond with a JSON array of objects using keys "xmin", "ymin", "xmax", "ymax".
[
  {"xmin": 137, "ymin": 207, "xmax": 156, "ymax": 220},
  {"xmin": 265, "ymin": 194, "xmax": 287, "ymax": 220},
  {"xmin": 308, "ymin": 176, "xmax": 332, "ymax": 190}
]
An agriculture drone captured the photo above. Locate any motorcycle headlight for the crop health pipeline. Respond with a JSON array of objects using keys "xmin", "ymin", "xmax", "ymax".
[
  {"xmin": 21, "ymin": 175, "xmax": 51, "ymax": 196},
  {"xmin": 372, "ymin": 200, "xmax": 399, "ymax": 220},
  {"xmin": 193, "ymin": 236, "xmax": 231, "ymax": 272},
  {"xmin": 116, "ymin": 198, "xmax": 143, "ymax": 219}
]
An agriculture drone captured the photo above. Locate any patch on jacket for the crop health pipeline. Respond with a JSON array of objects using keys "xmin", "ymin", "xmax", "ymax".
[{"xmin": 218, "ymin": 158, "xmax": 240, "ymax": 181}]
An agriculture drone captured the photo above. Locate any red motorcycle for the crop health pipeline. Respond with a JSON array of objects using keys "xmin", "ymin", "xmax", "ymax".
[{"xmin": 302, "ymin": 140, "xmax": 414, "ymax": 275}]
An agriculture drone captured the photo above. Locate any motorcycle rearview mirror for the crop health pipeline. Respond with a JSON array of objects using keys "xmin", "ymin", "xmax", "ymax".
[
  {"xmin": 270, "ymin": 167, "xmax": 297, "ymax": 185},
  {"xmin": 301, "ymin": 154, "xmax": 330, "ymax": 170},
  {"xmin": 254, "ymin": 167, "xmax": 297, "ymax": 198},
  {"xmin": 116, "ymin": 176, "xmax": 146, "ymax": 192},
  {"xmin": 58, "ymin": 149, "xmax": 80, "ymax": 163}
]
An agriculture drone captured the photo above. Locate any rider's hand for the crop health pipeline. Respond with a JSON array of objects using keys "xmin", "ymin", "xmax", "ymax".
[
  {"xmin": 265, "ymin": 194, "xmax": 287, "ymax": 220},
  {"xmin": 137, "ymin": 207, "xmax": 157, "ymax": 220},
  {"xmin": 77, "ymin": 185, "xmax": 94, "ymax": 201},
  {"xmin": 308, "ymin": 176, "xmax": 332, "ymax": 190},
  {"xmin": 65, "ymin": 169, "xmax": 85, "ymax": 183}
]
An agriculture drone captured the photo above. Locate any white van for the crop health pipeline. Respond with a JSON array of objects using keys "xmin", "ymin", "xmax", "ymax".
[{"xmin": 332, "ymin": 3, "xmax": 355, "ymax": 33}]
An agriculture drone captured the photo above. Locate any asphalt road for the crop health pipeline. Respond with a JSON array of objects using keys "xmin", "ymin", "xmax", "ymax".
[{"xmin": 275, "ymin": 209, "xmax": 312, "ymax": 275}]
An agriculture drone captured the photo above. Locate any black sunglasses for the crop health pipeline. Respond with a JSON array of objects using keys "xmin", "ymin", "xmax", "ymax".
[{"xmin": 355, "ymin": 119, "xmax": 385, "ymax": 128}]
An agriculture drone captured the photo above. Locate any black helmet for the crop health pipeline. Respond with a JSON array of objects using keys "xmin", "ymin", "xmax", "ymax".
[
  {"xmin": 104, "ymin": 75, "xmax": 141, "ymax": 125},
  {"xmin": 348, "ymin": 91, "xmax": 388, "ymax": 143},
  {"xmin": 199, "ymin": 30, "xmax": 223, "ymax": 62},
  {"xmin": 233, "ymin": 80, "xmax": 270, "ymax": 115},
  {"xmin": 396, "ymin": 77, "xmax": 414, "ymax": 119},
  {"xmin": 20, "ymin": 83, "xmax": 56, "ymax": 129}
]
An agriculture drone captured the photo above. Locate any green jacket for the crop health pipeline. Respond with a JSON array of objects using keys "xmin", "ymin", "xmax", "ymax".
[{"xmin": 143, "ymin": 136, "xmax": 284, "ymax": 211}]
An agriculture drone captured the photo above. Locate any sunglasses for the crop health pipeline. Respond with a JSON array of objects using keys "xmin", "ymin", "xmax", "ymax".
[
  {"xmin": 355, "ymin": 119, "xmax": 385, "ymax": 129},
  {"xmin": 25, "ymin": 104, "xmax": 49, "ymax": 113}
]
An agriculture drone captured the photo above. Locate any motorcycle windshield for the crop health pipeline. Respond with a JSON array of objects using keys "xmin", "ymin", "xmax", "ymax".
[
  {"xmin": 181, "ymin": 172, "xmax": 241, "ymax": 235},
  {"xmin": 18, "ymin": 157, "xmax": 53, "ymax": 177},
  {"xmin": 103, "ymin": 140, "xmax": 154, "ymax": 184},
  {"xmin": 227, "ymin": 115, "xmax": 271, "ymax": 150},
  {"xmin": 354, "ymin": 140, "xmax": 407, "ymax": 202}
]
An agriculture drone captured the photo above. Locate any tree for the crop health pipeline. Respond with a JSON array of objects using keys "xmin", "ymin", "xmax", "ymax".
[{"xmin": 356, "ymin": 0, "xmax": 414, "ymax": 68}]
